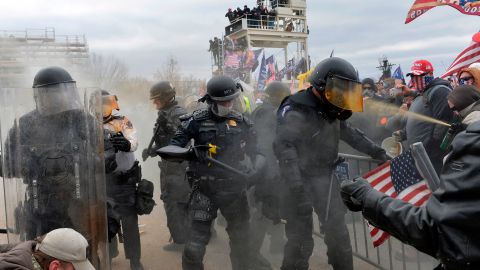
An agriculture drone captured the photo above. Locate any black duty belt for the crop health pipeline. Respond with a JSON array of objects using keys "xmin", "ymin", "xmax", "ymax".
[{"xmin": 197, "ymin": 175, "xmax": 246, "ymax": 189}]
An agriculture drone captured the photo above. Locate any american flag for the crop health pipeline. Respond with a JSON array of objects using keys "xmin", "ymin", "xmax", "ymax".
[
  {"xmin": 442, "ymin": 33, "xmax": 480, "ymax": 79},
  {"xmin": 363, "ymin": 149, "xmax": 432, "ymax": 247},
  {"xmin": 224, "ymin": 51, "xmax": 241, "ymax": 69}
]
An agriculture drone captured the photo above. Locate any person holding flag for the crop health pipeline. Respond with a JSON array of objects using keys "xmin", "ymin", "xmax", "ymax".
[{"xmin": 341, "ymin": 85, "xmax": 480, "ymax": 269}]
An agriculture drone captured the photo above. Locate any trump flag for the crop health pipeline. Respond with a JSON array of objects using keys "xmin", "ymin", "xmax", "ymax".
[{"xmin": 406, "ymin": 0, "xmax": 480, "ymax": 24}]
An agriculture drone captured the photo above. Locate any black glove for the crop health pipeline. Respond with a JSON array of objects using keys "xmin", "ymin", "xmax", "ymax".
[
  {"xmin": 392, "ymin": 130, "xmax": 406, "ymax": 142},
  {"xmin": 142, "ymin": 148, "xmax": 156, "ymax": 161},
  {"xmin": 450, "ymin": 122, "xmax": 468, "ymax": 134},
  {"xmin": 104, "ymin": 136, "xmax": 117, "ymax": 173},
  {"xmin": 340, "ymin": 178, "xmax": 372, "ymax": 212},
  {"xmin": 110, "ymin": 134, "xmax": 131, "ymax": 152},
  {"xmin": 191, "ymin": 146, "xmax": 209, "ymax": 163},
  {"xmin": 371, "ymin": 150, "xmax": 390, "ymax": 163}
]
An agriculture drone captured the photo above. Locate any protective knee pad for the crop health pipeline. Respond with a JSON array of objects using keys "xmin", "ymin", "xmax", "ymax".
[{"xmin": 183, "ymin": 242, "xmax": 206, "ymax": 264}]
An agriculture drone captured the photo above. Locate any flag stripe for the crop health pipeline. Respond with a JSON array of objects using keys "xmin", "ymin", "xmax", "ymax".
[
  {"xmin": 451, "ymin": 42, "xmax": 479, "ymax": 63},
  {"xmin": 363, "ymin": 150, "xmax": 432, "ymax": 248},
  {"xmin": 369, "ymin": 171, "xmax": 390, "ymax": 187},
  {"xmin": 415, "ymin": 193, "xmax": 430, "ymax": 207},
  {"xmin": 449, "ymin": 48, "xmax": 480, "ymax": 70},
  {"xmin": 363, "ymin": 161, "xmax": 390, "ymax": 179},
  {"xmin": 442, "ymin": 39, "xmax": 480, "ymax": 78},
  {"xmin": 379, "ymin": 181, "xmax": 394, "ymax": 194}
]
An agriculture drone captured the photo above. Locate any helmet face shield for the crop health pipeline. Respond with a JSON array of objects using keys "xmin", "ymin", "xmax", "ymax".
[
  {"xmin": 33, "ymin": 82, "xmax": 82, "ymax": 116},
  {"xmin": 324, "ymin": 76, "xmax": 363, "ymax": 112},
  {"xmin": 102, "ymin": 95, "xmax": 119, "ymax": 117}
]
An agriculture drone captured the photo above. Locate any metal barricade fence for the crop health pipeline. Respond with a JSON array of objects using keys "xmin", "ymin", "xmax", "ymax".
[{"xmin": 311, "ymin": 153, "xmax": 437, "ymax": 270}]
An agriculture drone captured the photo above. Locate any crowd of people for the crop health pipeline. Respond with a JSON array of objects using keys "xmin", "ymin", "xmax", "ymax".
[
  {"xmin": 225, "ymin": 4, "xmax": 275, "ymax": 23},
  {"xmin": 225, "ymin": 4, "xmax": 277, "ymax": 29},
  {"xmin": 341, "ymin": 59, "xmax": 480, "ymax": 270},
  {"xmin": 1, "ymin": 53, "xmax": 480, "ymax": 270}
]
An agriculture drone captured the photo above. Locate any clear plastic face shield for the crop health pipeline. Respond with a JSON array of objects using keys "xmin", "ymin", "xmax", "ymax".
[
  {"xmin": 102, "ymin": 94, "xmax": 119, "ymax": 118},
  {"xmin": 33, "ymin": 82, "xmax": 82, "ymax": 116},
  {"xmin": 324, "ymin": 76, "xmax": 364, "ymax": 112}
]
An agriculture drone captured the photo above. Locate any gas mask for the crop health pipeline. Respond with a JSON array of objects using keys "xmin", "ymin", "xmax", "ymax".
[{"xmin": 212, "ymin": 102, "xmax": 233, "ymax": 117}]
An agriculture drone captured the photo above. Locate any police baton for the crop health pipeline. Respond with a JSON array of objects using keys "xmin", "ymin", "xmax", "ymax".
[
  {"xmin": 157, "ymin": 145, "xmax": 248, "ymax": 178},
  {"xmin": 204, "ymin": 156, "xmax": 249, "ymax": 178},
  {"xmin": 411, "ymin": 142, "xmax": 440, "ymax": 192},
  {"xmin": 143, "ymin": 124, "xmax": 162, "ymax": 161}
]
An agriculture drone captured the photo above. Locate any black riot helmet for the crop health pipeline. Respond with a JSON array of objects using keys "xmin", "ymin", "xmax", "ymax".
[
  {"xmin": 32, "ymin": 66, "xmax": 76, "ymax": 88},
  {"xmin": 264, "ymin": 82, "xmax": 290, "ymax": 106},
  {"xmin": 150, "ymin": 81, "xmax": 176, "ymax": 102},
  {"xmin": 308, "ymin": 57, "xmax": 363, "ymax": 113},
  {"xmin": 200, "ymin": 76, "xmax": 241, "ymax": 103},
  {"xmin": 32, "ymin": 66, "xmax": 82, "ymax": 116}
]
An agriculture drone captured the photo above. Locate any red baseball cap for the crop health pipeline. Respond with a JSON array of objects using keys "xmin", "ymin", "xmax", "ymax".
[{"xmin": 407, "ymin": 60, "xmax": 434, "ymax": 76}]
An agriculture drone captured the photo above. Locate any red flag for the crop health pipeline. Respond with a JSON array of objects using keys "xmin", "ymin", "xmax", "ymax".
[
  {"xmin": 405, "ymin": 0, "xmax": 480, "ymax": 24},
  {"xmin": 442, "ymin": 32, "xmax": 480, "ymax": 78},
  {"xmin": 363, "ymin": 150, "xmax": 432, "ymax": 247}
]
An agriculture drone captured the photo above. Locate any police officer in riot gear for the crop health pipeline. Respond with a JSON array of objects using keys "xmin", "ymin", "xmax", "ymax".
[
  {"xmin": 250, "ymin": 82, "xmax": 289, "ymax": 258},
  {"xmin": 274, "ymin": 57, "xmax": 388, "ymax": 270},
  {"xmin": 2, "ymin": 66, "xmax": 108, "ymax": 268},
  {"xmin": 102, "ymin": 90, "xmax": 144, "ymax": 270},
  {"xmin": 142, "ymin": 81, "xmax": 191, "ymax": 250},
  {"xmin": 168, "ymin": 75, "xmax": 265, "ymax": 270}
]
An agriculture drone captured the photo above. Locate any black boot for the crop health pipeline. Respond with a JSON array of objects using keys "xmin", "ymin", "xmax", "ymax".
[{"xmin": 130, "ymin": 260, "xmax": 144, "ymax": 270}]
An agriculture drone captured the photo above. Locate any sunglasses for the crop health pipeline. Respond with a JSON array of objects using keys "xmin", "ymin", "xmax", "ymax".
[
  {"xmin": 363, "ymin": 87, "xmax": 372, "ymax": 91},
  {"xmin": 459, "ymin": 76, "xmax": 474, "ymax": 85}
]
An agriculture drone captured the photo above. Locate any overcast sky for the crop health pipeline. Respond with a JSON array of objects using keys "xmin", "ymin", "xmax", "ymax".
[{"xmin": 0, "ymin": 0, "xmax": 478, "ymax": 80}]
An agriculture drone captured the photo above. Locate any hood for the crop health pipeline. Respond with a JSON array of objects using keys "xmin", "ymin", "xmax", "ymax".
[
  {"xmin": 463, "ymin": 111, "xmax": 480, "ymax": 125},
  {"xmin": 459, "ymin": 67, "xmax": 480, "ymax": 90},
  {"xmin": 462, "ymin": 101, "xmax": 480, "ymax": 125}
]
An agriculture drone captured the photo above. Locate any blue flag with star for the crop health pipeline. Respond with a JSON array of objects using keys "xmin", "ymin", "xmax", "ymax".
[{"xmin": 392, "ymin": 65, "xmax": 405, "ymax": 82}]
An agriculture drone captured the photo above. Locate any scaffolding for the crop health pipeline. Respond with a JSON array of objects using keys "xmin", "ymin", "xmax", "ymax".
[{"xmin": 0, "ymin": 27, "xmax": 90, "ymax": 87}]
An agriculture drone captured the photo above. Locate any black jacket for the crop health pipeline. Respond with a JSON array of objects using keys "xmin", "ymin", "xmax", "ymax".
[
  {"xmin": 405, "ymin": 78, "xmax": 453, "ymax": 172},
  {"xmin": 274, "ymin": 89, "xmax": 386, "ymax": 189},
  {"xmin": 170, "ymin": 107, "xmax": 258, "ymax": 178},
  {"xmin": 362, "ymin": 121, "xmax": 480, "ymax": 269},
  {"xmin": 152, "ymin": 101, "xmax": 187, "ymax": 151}
]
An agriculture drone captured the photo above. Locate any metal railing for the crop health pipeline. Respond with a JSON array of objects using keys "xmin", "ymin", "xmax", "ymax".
[
  {"xmin": 225, "ymin": 14, "xmax": 307, "ymax": 36},
  {"xmin": 314, "ymin": 153, "xmax": 437, "ymax": 270},
  {"xmin": 269, "ymin": 0, "xmax": 306, "ymax": 9}
]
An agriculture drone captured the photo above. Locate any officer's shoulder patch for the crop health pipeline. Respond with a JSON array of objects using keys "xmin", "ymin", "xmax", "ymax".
[
  {"xmin": 278, "ymin": 105, "xmax": 293, "ymax": 119},
  {"xmin": 193, "ymin": 108, "xmax": 210, "ymax": 120}
]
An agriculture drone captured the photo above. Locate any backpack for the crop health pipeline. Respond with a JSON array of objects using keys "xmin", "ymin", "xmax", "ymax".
[{"xmin": 135, "ymin": 179, "xmax": 156, "ymax": 215}]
